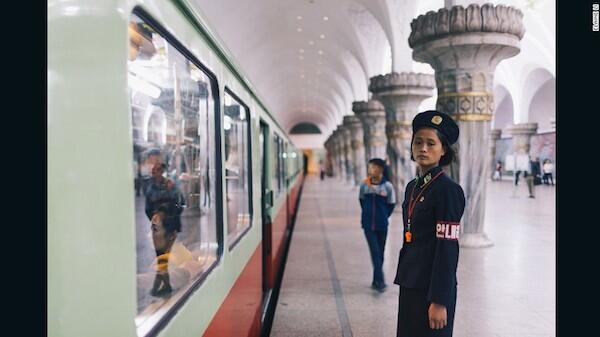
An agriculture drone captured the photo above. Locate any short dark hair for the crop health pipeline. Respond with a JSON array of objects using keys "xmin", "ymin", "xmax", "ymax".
[
  {"xmin": 155, "ymin": 203, "xmax": 182, "ymax": 234},
  {"xmin": 410, "ymin": 129, "xmax": 456, "ymax": 167},
  {"xmin": 368, "ymin": 158, "xmax": 386, "ymax": 169}
]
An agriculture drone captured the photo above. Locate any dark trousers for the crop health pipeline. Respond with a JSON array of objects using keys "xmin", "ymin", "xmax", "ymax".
[
  {"xmin": 543, "ymin": 173, "xmax": 554, "ymax": 185},
  {"xmin": 397, "ymin": 286, "xmax": 456, "ymax": 337},
  {"xmin": 526, "ymin": 175, "xmax": 535, "ymax": 197},
  {"xmin": 363, "ymin": 228, "xmax": 388, "ymax": 285}
]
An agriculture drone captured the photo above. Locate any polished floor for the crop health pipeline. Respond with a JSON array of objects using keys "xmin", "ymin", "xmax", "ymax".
[{"xmin": 271, "ymin": 175, "xmax": 555, "ymax": 337}]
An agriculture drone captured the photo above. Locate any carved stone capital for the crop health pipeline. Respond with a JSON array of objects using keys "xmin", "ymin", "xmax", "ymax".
[
  {"xmin": 506, "ymin": 123, "xmax": 538, "ymax": 137},
  {"xmin": 343, "ymin": 115, "xmax": 361, "ymax": 128},
  {"xmin": 490, "ymin": 128, "xmax": 502, "ymax": 141},
  {"xmin": 409, "ymin": 4, "xmax": 525, "ymax": 48},
  {"xmin": 386, "ymin": 121, "xmax": 413, "ymax": 140},
  {"xmin": 352, "ymin": 99, "xmax": 385, "ymax": 114},
  {"xmin": 369, "ymin": 72, "xmax": 436, "ymax": 95},
  {"xmin": 507, "ymin": 123, "xmax": 538, "ymax": 154}
]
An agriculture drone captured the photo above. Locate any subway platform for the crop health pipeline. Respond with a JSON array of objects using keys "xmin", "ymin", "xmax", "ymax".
[{"xmin": 271, "ymin": 175, "xmax": 555, "ymax": 337}]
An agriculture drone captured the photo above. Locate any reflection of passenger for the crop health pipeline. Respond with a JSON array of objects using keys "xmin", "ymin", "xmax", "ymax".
[
  {"xmin": 128, "ymin": 21, "xmax": 156, "ymax": 61},
  {"xmin": 144, "ymin": 162, "xmax": 184, "ymax": 220},
  {"xmin": 147, "ymin": 204, "xmax": 203, "ymax": 297}
]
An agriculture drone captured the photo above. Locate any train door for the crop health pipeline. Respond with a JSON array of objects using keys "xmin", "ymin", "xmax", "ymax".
[{"xmin": 259, "ymin": 122, "xmax": 273, "ymax": 307}]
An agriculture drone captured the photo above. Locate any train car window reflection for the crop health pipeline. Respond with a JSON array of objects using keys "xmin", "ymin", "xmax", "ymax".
[
  {"xmin": 272, "ymin": 134, "xmax": 282, "ymax": 196},
  {"xmin": 224, "ymin": 90, "xmax": 252, "ymax": 248},
  {"xmin": 129, "ymin": 13, "xmax": 219, "ymax": 335}
]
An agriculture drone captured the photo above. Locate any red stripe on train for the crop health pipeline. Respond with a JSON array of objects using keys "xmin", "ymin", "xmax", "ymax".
[
  {"xmin": 203, "ymin": 176, "xmax": 303, "ymax": 336},
  {"xmin": 203, "ymin": 244, "xmax": 262, "ymax": 337}
]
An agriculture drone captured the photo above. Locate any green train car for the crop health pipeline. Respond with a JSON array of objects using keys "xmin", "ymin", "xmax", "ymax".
[{"xmin": 48, "ymin": 1, "xmax": 304, "ymax": 336}]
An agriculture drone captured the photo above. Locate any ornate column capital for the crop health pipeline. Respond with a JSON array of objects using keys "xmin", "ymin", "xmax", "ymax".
[
  {"xmin": 490, "ymin": 128, "xmax": 502, "ymax": 141},
  {"xmin": 343, "ymin": 114, "xmax": 362, "ymax": 127},
  {"xmin": 369, "ymin": 72, "xmax": 436, "ymax": 100},
  {"xmin": 343, "ymin": 115, "xmax": 364, "ymax": 148},
  {"xmin": 352, "ymin": 99, "xmax": 387, "ymax": 141},
  {"xmin": 409, "ymin": 4, "xmax": 525, "ymax": 49},
  {"xmin": 369, "ymin": 71, "xmax": 435, "ymax": 124},
  {"xmin": 507, "ymin": 123, "xmax": 538, "ymax": 154},
  {"xmin": 352, "ymin": 99, "xmax": 387, "ymax": 160},
  {"xmin": 506, "ymin": 123, "xmax": 538, "ymax": 137},
  {"xmin": 410, "ymin": 4, "xmax": 525, "ymax": 122},
  {"xmin": 352, "ymin": 99, "xmax": 386, "ymax": 115}
]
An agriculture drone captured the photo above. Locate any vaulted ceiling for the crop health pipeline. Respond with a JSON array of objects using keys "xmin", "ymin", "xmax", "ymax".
[{"xmin": 191, "ymin": 0, "xmax": 555, "ymax": 147}]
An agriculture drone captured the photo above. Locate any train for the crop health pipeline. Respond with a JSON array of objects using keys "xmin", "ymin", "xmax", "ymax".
[{"xmin": 48, "ymin": 1, "xmax": 304, "ymax": 336}]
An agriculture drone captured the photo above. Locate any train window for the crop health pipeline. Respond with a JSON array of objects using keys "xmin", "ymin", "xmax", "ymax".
[
  {"xmin": 281, "ymin": 141, "xmax": 287, "ymax": 186},
  {"xmin": 129, "ymin": 12, "xmax": 220, "ymax": 336},
  {"xmin": 224, "ymin": 89, "xmax": 252, "ymax": 249},
  {"xmin": 272, "ymin": 134, "xmax": 281, "ymax": 196}
]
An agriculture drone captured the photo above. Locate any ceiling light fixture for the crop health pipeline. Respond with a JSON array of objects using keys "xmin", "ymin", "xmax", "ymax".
[
  {"xmin": 297, "ymin": 28, "xmax": 303, "ymax": 32},
  {"xmin": 308, "ymin": 40, "xmax": 314, "ymax": 45},
  {"xmin": 297, "ymin": 15, "xmax": 302, "ymax": 20},
  {"xmin": 299, "ymin": 49, "xmax": 304, "ymax": 53},
  {"xmin": 318, "ymin": 50, "xmax": 323, "ymax": 55},
  {"xmin": 320, "ymin": 34, "xmax": 325, "ymax": 39},
  {"xmin": 323, "ymin": 16, "xmax": 329, "ymax": 21}
]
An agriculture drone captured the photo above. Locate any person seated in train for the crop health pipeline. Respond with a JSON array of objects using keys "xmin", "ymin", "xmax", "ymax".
[
  {"xmin": 144, "ymin": 162, "xmax": 185, "ymax": 220},
  {"xmin": 138, "ymin": 203, "xmax": 203, "ymax": 297}
]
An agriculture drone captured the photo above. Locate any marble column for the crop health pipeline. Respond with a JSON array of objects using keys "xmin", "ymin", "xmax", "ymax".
[
  {"xmin": 489, "ymin": 129, "xmax": 502, "ymax": 179},
  {"xmin": 324, "ymin": 137, "xmax": 333, "ymax": 177},
  {"xmin": 369, "ymin": 72, "xmax": 436, "ymax": 194},
  {"xmin": 329, "ymin": 131, "xmax": 337, "ymax": 179},
  {"xmin": 332, "ymin": 129, "xmax": 344, "ymax": 181},
  {"xmin": 344, "ymin": 115, "xmax": 367, "ymax": 186},
  {"xmin": 339, "ymin": 123, "xmax": 354, "ymax": 184},
  {"xmin": 352, "ymin": 100, "xmax": 388, "ymax": 161},
  {"xmin": 336, "ymin": 126, "xmax": 349, "ymax": 182},
  {"xmin": 507, "ymin": 123, "xmax": 538, "ymax": 156},
  {"xmin": 409, "ymin": 3, "xmax": 525, "ymax": 248}
]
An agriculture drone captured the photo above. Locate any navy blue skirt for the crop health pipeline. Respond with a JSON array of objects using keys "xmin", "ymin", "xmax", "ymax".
[{"xmin": 397, "ymin": 286, "xmax": 456, "ymax": 337}]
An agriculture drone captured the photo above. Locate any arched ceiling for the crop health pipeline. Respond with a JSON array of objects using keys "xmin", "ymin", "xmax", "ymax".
[
  {"xmin": 192, "ymin": 0, "xmax": 555, "ymax": 147},
  {"xmin": 192, "ymin": 0, "xmax": 418, "ymax": 140}
]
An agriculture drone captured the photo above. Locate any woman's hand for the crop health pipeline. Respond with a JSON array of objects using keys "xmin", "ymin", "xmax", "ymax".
[{"xmin": 428, "ymin": 302, "xmax": 447, "ymax": 330}]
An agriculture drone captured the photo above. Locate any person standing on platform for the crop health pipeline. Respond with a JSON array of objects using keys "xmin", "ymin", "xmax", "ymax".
[
  {"xmin": 542, "ymin": 159, "xmax": 554, "ymax": 185},
  {"xmin": 394, "ymin": 110, "xmax": 465, "ymax": 337},
  {"xmin": 493, "ymin": 161, "xmax": 502, "ymax": 181},
  {"xmin": 514, "ymin": 170, "xmax": 521, "ymax": 186},
  {"xmin": 525, "ymin": 157, "xmax": 540, "ymax": 199},
  {"xmin": 359, "ymin": 158, "xmax": 396, "ymax": 292}
]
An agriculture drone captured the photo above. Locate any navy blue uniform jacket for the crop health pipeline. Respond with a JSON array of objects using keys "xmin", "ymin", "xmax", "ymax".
[{"xmin": 393, "ymin": 166, "xmax": 465, "ymax": 308}]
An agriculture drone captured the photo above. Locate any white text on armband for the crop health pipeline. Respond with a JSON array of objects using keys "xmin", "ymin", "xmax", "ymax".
[{"xmin": 436, "ymin": 222, "xmax": 460, "ymax": 240}]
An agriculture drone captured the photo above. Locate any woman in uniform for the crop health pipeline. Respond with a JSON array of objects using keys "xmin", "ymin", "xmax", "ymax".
[{"xmin": 394, "ymin": 110, "xmax": 466, "ymax": 337}]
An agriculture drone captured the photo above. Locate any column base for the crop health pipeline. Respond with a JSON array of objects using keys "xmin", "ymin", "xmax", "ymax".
[{"xmin": 460, "ymin": 233, "xmax": 494, "ymax": 248}]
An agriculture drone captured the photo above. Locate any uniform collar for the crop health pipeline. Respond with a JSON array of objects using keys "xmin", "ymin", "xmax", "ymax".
[{"xmin": 416, "ymin": 166, "xmax": 443, "ymax": 188}]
